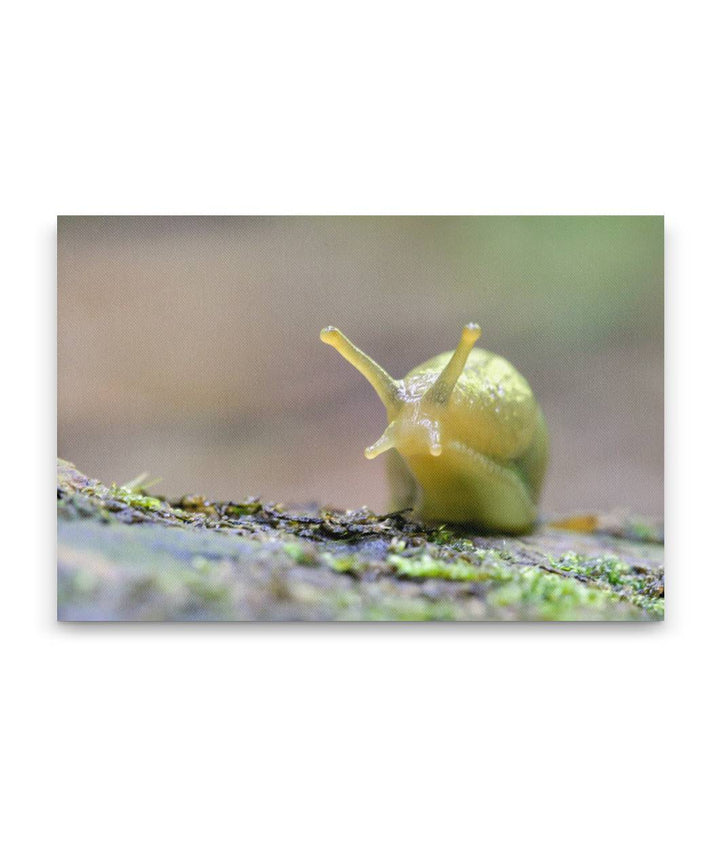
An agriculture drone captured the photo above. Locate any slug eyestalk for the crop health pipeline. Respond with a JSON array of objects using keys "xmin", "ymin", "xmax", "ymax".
[
  {"xmin": 320, "ymin": 326, "xmax": 401, "ymax": 416},
  {"xmin": 425, "ymin": 323, "xmax": 481, "ymax": 405}
]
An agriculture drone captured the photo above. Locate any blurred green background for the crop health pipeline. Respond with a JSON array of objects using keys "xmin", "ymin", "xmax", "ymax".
[{"xmin": 57, "ymin": 216, "xmax": 663, "ymax": 515}]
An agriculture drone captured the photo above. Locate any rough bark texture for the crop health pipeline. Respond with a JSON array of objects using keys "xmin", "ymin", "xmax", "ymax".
[{"xmin": 57, "ymin": 460, "xmax": 664, "ymax": 622}]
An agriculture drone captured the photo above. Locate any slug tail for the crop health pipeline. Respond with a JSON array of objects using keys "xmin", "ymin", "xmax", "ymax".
[
  {"xmin": 321, "ymin": 326, "xmax": 400, "ymax": 414},
  {"xmin": 428, "ymin": 323, "xmax": 481, "ymax": 405}
]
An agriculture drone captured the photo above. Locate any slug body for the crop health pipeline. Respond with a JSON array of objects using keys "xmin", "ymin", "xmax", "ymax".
[{"xmin": 321, "ymin": 324, "xmax": 548, "ymax": 534}]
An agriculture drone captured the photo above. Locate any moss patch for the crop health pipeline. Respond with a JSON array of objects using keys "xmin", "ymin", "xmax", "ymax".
[{"xmin": 547, "ymin": 551, "xmax": 664, "ymax": 618}]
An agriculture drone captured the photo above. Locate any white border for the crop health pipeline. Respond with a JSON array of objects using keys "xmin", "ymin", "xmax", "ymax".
[{"xmin": 5, "ymin": 1, "xmax": 715, "ymax": 853}]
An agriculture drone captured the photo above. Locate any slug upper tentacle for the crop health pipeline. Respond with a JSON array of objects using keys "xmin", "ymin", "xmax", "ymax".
[
  {"xmin": 320, "ymin": 326, "xmax": 400, "ymax": 415},
  {"xmin": 426, "ymin": 323, "xmax": 481, "ymax": 405},
  {"xmin": 321, "ymin": 323, "xmax": 548, "ymax": 534}
]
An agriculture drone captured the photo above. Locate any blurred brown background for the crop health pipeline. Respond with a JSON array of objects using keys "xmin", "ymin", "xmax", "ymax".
[{"xmin": 57, "ymin": 216, "xmax": 663, "ymax": 515}]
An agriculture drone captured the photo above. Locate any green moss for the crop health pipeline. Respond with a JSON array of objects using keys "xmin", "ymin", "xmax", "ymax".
[
  {"xmin": 425, "ymin": 525, "xmax": 458, "ymax": 547},
  {"xmin": 322, "ymin": 553, "xmax": 369, "ymax": 575},
  {"xmin": 381, "ymin": 551, "xmax": 630, "ymax": 619},
  {"xmin": 108, "ymin": 484, "xmax": 165, "ymax": 512},
  {"xmin": 283, "ymin": 542, "xmax": 320, "ymax": 566},
  {"xmin": 488, "ymin": 566, "xmax": 625, "ymax": 620},
  {"xmin": 548, "ymin": 551, "xmax": 664, "ymax": 618},
  {"xmin": 386, "ymin": 552, "xmax": 513, "ymax": 583},
  {"xmin": 185, "ymin": 575, "xmax": 231, "ymax": 606},
  {"xmin": 224, "ymin": 501, "xmax": 263, "ymax": 516},
  {"xmin": 325, "ymin": 548, "xmax": 641, "ymax": 619}
]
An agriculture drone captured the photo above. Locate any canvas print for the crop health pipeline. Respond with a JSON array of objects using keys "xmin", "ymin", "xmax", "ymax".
[{"xmin": 57, "ymin": 216, "xmax": 664, "ymax": 621}]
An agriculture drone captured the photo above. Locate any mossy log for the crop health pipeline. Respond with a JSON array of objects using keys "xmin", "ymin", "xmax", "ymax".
[{"xmin": 57, "ymin": 459, "xmax": 664, "ymax": 621}]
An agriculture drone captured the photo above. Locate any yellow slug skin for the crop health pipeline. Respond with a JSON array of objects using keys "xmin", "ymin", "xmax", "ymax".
[{"xmin": 321, "ymin": 326, "xmax": 548, "ymax": 534}]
